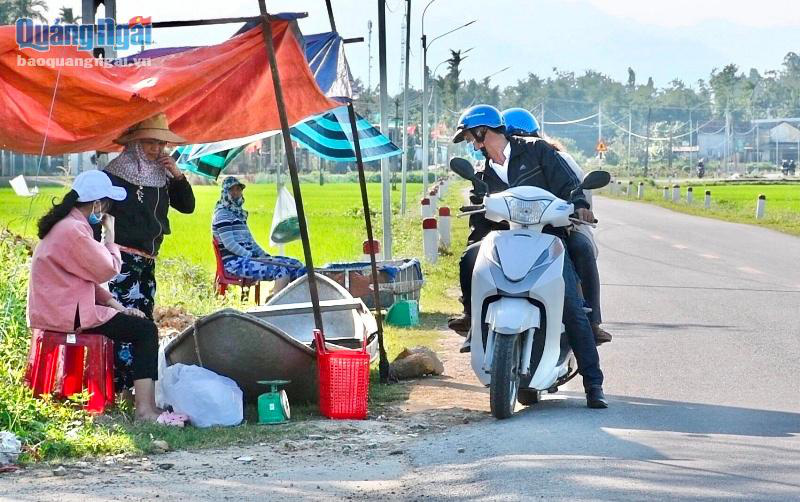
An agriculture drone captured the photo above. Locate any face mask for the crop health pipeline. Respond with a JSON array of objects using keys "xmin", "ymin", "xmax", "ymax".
[
  {"xmin": 468, "ymin": 143, "xmax": 485, "ymax": 161},
  {"xmin": 87, "ymin": 203, "xmax": 103, "ymax": 225}
]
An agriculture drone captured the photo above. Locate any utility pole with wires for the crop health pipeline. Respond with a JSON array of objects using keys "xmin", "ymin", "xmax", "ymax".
[
  {"xmin": 400, "ymin": 0, "xmax": 411, "ymax": 215},
  {"xmin": 378, "ymin": 0, "xmax": 392, "ymax": 259},
  {"xmin": 627, "ymin": 108, "xmax": 632, "ymax": 172},
  {"xmin": 540, "ymin": 102, "xmax": 545, "ymax": 136},
  {"xmin": 644, "ymin": 106, "xmax": 652, "ymax": 176},
  {"xmin": 724, "ymin": 107, "xmax": 731, "ymax": 172},
  {"xmin": 366, "ymin": 20, "xmax": 373, "ymax": 116},
  {"xmin": 597, "ymin": 102, "xmax": 603, "ymax": 163}
]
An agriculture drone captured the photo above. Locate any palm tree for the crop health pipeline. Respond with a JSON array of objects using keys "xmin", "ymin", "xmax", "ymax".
[
  {"xmin": 57, "ymin": 6, "xmax": 80, "ymax": 24},
  {"xmin": 0, "ymin": 0, "xmax": 49, "ymax": 24}
]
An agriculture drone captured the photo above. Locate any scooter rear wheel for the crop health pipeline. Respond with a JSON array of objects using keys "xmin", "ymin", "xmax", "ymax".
[{"xmin": 490, "ymin": 333, "xmax": 521, "ymax": 419}]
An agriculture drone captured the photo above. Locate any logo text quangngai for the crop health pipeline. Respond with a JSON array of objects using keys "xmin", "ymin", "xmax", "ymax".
[{"xmin": 15, "ymin": 18, "xmax": 152, "ymax": 53}]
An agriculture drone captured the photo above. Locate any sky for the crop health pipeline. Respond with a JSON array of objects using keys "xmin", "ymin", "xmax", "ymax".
[{"xmin": 41, "ymin": 0, "xmax": 800, "ymax": 95}]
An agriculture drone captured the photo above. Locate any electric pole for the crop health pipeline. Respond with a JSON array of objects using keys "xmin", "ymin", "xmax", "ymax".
[
  {"xmin": 400, "ymin": 0, "xmax": 411, "ymax": 214},
  {"xmin": 644, "ymin": 106, "xmax": 652, "ymax": 176},
  {"xmin": 378, "ymin": 0, "xmax": 392, "ymax": 259}
]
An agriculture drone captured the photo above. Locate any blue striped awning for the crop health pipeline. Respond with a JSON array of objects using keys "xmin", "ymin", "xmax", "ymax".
[{"xmin": 291, "ymin": 106, "xmax": 400, "ymax": 162}]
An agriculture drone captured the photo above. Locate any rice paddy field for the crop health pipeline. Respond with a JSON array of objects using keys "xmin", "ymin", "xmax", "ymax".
[
  {"xmin": 0, "ymin": 182, "xmax": 425, "ymax": 271},
  {"xmin": 606, "ymin": 182, "xmax": 800, "ymax": 236}
]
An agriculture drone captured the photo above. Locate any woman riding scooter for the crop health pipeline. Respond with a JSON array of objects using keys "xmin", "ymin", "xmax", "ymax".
[{"xmin": 501, "ymin": 108, "xmax": 612, "ymax": 345}]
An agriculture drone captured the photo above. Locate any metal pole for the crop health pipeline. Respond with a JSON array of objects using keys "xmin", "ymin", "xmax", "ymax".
[
  {"xmin": 347, "ymin": 103, "xmax": 390, "ymax": 383},
  {"xmin": 257, "ymin": 0, "xmax": 323, "ymax": 330},
  {"xmin": 688, "ymin": 109, "xmax": 693, "ymax": 167},
  {"xmin": 378, "ymin": 0, "xmax": 393, "ymax": 259},
  {"xmin": 756, "ymin": 124, "xmax": 760, "ymax": 162},
  {"xmin": 433, "ymin": 83, "xmax": 438, "ymax": 167},
  {"xmin": 420, "ymin": 0, "xmax": 438, "ymax": 197},
  {"xmin": 421, "ymin": 34, "xmax": 430, "ymax": 195},
  {"xmin": 324, "ymin": 0, "xmax": 337, "ymax": 32},
  {"xmin": 627, "ymin": 109, "xmax": 632, "ymax": 172},
  {"xmin": 644, "ymin": 106, "xmax": 651, "ymax": 176},
  {"xmin": 598, "ymin": 103, "xmax": 602, "ymax": 145},
  {"xmin": 540, "ymin": 102, "xmax": 545, "ymax": 136},
  {"xmin": 400, "ymin": 0, "xmax": 411, "ymax": 215},
  {"xmin": 724, "ymin": 108, "xmax": 730, "ymax": 172}
]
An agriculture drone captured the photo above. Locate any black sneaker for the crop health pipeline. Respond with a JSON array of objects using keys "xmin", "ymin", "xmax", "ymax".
[
  {"xmin": 586, "ymin": 386, "xmax": 608, "ymax": 409},
  {"xmin": 592, "ymin": 324, "xmax": 612, "ymax": 345},
  {"xmin": 448, "ymin": 313, "xmax": 471, "ymax": 337},
  {"xmin": 459, "ymin": 333, "xmax": 471, "ymax": 353}
]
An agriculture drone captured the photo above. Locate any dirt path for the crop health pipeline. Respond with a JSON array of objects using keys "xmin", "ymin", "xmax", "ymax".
[{"xmin": 1, "ymin": 331, "xmax": 488, "ymax": 502}]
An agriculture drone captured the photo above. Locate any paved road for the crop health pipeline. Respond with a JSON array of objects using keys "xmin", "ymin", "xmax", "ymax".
[
  {"xmin": 4, "ymin": 197, "xmax": 799, "ymax": 501},
  {"xmin": 401, "ymin": 196, "xmax": 800, "ymax": 501}
]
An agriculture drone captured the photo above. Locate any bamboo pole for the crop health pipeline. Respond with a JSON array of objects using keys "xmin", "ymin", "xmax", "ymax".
[
  {"xmin": 257, "ymin": 1, "xmax": 323, "ymax": 330},
  {"xmin": 347, "ymin": 103, "xmax": 391, "ymax": 383}
]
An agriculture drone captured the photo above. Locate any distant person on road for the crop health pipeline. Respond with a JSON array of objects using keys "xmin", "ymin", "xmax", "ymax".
[
  {"xmin": 789, "ymin": 159, "xmax": 797, "ymax": 175},
  {"xmin": 781, "ymin": 159, "xmax": 790, "ymax": 175},
  {"xmin": 500, "ymin": 107, "xmax": 611, "ymax": 346},
  {"xmin": 211, "ymin": 176, "xmax": 306, "ymax": 294}
]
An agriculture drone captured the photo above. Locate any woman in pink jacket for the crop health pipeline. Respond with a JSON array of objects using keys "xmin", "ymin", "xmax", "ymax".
[{"xmin": 27, "ymin": 171, "xmax": 167, "ymax": 422}]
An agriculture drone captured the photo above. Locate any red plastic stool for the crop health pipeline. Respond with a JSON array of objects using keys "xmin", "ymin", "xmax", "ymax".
[{"xmin": 26, "ymin": 330, "xmax": 115, "ymax": 413}]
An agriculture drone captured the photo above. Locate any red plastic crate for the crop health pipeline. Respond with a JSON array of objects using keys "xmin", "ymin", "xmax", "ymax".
[{"xmin": 314, "ymin": 329, "xmax": 370, "ymax": 420}]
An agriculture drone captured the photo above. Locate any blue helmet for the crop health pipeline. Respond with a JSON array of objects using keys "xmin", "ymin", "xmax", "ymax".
[
  {"xmin": 452, "ymin": 104, "xmax": 504, "ymax": 143},
  {"xmin": 502, "ymin": 108, "xmax": 539, "ymax": 136}
]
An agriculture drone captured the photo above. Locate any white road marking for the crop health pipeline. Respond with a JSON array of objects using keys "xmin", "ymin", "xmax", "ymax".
[
  {"xmin": 671, "ymin": 244, "xmax": 689, "ymax": 250},
  {"xmin": 699, "ymin": 253, "xmax": 720, "ymax": 259},
  {"xmin": 650, "ymin": 235, "xmax": 664, "ymax": 240},
  {"xmin": 737, "ymin": 266, "xmax": 764, "ymax": 275}
]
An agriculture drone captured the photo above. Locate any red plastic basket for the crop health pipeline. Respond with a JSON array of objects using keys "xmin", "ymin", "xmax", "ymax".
[{"xmin": 314, "ymin": 329, "xmax": 370, "ymax": 420}]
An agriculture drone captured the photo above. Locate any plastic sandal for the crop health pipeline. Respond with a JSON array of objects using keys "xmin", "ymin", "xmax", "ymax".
[{"xmin": 156, "ymin": 411, "xmax": 188, "ymax": 427}]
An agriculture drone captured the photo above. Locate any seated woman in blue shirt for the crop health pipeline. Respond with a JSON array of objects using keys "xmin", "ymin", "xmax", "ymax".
[{"xmin": 211, "ymin": 177, "xmax": 306, "ymax": 293}]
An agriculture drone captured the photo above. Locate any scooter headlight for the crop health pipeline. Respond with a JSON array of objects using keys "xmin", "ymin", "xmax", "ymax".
[{"xmin": 504, "ymin": 197, "xmax": 550, "ymax": 225}]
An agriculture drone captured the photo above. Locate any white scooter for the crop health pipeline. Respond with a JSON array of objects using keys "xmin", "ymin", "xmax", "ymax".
[{"xmin": 450, "ymin": 157, "xmax": 610, "ymax": 419}]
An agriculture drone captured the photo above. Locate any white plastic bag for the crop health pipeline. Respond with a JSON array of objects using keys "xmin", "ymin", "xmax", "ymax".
[
  {"xmin": 269, "ymin": 186, "xmax": 300, "ymax": 246},
  {"xmin": 160, "ymin": 364, "xmax": 243, "ymax": 428},
  {"xmin": 0, "ymin": 431, "xmax": 21, "ymax": 465},
  {"xmin": 154, "ymin": 343, "xmax": 169, "ymax": 409}
]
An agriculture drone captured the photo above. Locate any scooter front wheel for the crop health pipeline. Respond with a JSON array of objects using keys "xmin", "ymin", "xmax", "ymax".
[{"xmin": 489, "ymin": 333, "xmax": 521, "ymax": 419}]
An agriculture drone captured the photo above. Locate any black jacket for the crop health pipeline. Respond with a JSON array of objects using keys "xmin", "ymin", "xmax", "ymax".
[
  {"xmin": 468, "ymin": 136, "xmax": 589, "ymax": 245},
  {"xmin": 103, "ymin": 172, "xmax": 196, "ymax": 256}
]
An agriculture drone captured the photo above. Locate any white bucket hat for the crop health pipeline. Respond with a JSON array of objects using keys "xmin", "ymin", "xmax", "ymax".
[{"xmin": 72, "ymin": 170, "xmax": 127, "ymax": 202}]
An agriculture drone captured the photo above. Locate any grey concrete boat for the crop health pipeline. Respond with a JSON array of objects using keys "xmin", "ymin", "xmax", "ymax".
[{"xmin": 164, "ymin": 274, "xmax": 378, "ymax": 403}]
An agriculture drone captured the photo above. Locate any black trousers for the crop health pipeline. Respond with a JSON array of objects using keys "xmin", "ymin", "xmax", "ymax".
[{"xmin": 91, "ymin": 313, "xmax": 159, "ymax": 382}]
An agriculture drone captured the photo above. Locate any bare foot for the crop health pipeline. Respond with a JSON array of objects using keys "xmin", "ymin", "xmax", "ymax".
[{"xmin": 135, "ymin": 407, "xmax": 165, "ymax": 422}]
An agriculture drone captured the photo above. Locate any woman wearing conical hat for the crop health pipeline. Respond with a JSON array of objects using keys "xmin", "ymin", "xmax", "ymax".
[{"xmin": 102, "ymin": 113, "xmax": 195, "ymax": 391}]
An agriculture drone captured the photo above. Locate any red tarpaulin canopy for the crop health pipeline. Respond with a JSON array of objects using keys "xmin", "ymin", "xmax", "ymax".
[{"xmin": 0, "ymin": 21, "xmax": 339, "ymax": 154}]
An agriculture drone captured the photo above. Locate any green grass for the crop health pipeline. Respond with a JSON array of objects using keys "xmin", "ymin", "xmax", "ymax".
[
  {"xmin": 604, "ymin": 181, "xmax": 800, "ymax": 236},
  {"xmin": 1, "ymin": 179, "xmax": 470, "ymax": 460},
  {"xmin": 0, "ymin": 183, "xmax": 424, "ymax": 270}
]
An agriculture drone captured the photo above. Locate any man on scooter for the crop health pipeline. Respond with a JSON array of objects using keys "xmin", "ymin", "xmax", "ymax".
[
  {"xmin": 500, "ymin": 107, "xmax": 612, "ymax": 346},
  {"xmin": 449, "ymin": 104, "xmax": 608, "ymax": 408}
]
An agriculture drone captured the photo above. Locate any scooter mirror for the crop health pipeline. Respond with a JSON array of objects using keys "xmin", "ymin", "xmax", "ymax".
[
  {"xmin": 581, "ymin": 170, "xmax": 611, "ymax": 190},
  {"xmin": 450, "ymin": 157, "xmax": 476, "ymax": 181}
]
